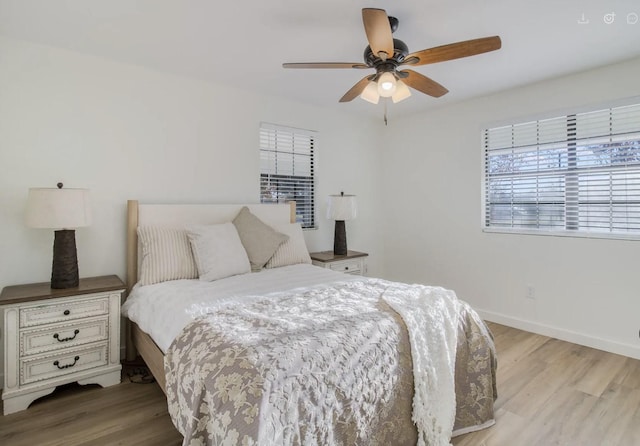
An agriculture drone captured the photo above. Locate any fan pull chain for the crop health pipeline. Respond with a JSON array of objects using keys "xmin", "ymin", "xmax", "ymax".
[{"xmin": 384, "ymin": 99, "xmax": 388, "ymax": 126}]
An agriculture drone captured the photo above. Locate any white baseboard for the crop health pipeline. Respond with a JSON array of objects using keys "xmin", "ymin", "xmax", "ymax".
[{"xmin": 478, "ymin": 309, "xmax": 640, "ymax": 360}]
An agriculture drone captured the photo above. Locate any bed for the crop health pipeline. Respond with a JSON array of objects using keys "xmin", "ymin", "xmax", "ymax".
[{"xmin": 122, "ymin": 200, "xmax": 497, "ymax": 446}]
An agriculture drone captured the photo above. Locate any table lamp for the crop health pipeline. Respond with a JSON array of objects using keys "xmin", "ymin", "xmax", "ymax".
[
  {"xmin": 326, "ymin": 192, "xmax": 357, "ymax": 256},
  {"xmin": 25, "ymin": 183, "xmax": 92, "ymax": 289}
]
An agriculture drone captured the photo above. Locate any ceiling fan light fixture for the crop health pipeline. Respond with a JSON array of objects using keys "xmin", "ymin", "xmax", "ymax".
[
  {"xmin": 377, "ymin": 72, "xmax": 397, "ymax": 97},
  {"xmin": 282, "ymin": 9, "xmax": 502, "ymax": 106},
  {"xmin": 360, "ymin": 81, "xmax": 380, "ymax": 104},
  {"xmin": 391, "ymin": 80, "xmax": 411, "ymax": 103}
]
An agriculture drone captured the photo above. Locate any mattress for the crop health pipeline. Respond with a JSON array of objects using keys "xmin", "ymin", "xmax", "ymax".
[{"xmin": 122, "ymin": 264, "xmax": 359, "ymax": 352}]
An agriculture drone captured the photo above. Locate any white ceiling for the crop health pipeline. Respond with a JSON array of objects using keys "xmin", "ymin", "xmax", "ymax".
[{"xmin": 1, "ymin": 0, "xmax": 640, "ymax": 119}]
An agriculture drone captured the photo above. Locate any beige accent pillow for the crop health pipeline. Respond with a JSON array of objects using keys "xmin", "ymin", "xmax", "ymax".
[
  {"xmin": 232, "ymin": 207, "xmax": 289, "ymax": 271},
  {"xmin": 186, "ymin": 223, "xmax": 251, "ymax": 281},
  {"xmin": 137, "ymin": 226, "xmax": 198, "ymax": 286},
  {"xmin": 265, "ymin": 223, "xmax": 311, "ymax": 269}
]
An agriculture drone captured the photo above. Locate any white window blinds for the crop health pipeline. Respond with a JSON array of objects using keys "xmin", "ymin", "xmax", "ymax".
[
  {"xmin": 483, "ymin": 102, "xmax": 640, "ymax": 237},
  {"xmin": 260, "ymin": 122, "xmax": 316, "ymax": 229}
]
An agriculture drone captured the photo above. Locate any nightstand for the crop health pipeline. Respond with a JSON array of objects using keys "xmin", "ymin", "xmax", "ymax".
[
  {"xmin": 1, "ymin": 275, "xmax": 125, "ymax": 415},
  {"xmin": 310, "ymin": 250, "xmax": 368, "ymax": 276}
]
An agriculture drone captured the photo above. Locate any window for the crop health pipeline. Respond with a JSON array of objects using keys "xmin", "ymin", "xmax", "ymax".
[
  {"xmin": 260, "ymin": 123, "xmax": 316, "ymax": 228},
  {"xmin": 483, "ymin": 102, "xmax": 640, "ymax": 238}
]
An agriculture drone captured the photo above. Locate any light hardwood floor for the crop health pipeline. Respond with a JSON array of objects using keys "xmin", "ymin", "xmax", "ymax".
[
  {"xmin": 0, "ymin": 367, "xmax": 182, "ymax": 446},
  {"xmin": 2, "ymin": 323, "xmax": 640, "ymax": 445},
  {"xmin": 453, "ymin": 323, "xmax": 640, "ymax": 446}
]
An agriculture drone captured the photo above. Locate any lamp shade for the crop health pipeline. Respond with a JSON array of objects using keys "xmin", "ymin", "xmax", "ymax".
[
  {"xmin": 377, "ymin": 72, "xmax": 397, "ymax": 97},
  {"xmin": 26, "ymin": 187, "xmax": 91, "ymax": 229},
  {"xmin": 392, "ymin": 80, "xmax": 412, "ymax": 103},
  {"xmin": 326, "ymin": 193, "xmax": 357, "ymax": 221},
  {"xmin": 360, "ymin": 81, "xmax": 380, "ymax": 104}
]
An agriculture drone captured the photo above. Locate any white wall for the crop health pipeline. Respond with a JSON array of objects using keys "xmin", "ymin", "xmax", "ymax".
[
  {"xmin": 0, "ymin": 35, "xmax": 384, "ymax": 292},
  {"xmin": 0, "ymin": 36, "xmax": 384, "ymax": 384},
  {"xmin": 381, "ymin": 56, "xmax": 640, "ymax": 359}
]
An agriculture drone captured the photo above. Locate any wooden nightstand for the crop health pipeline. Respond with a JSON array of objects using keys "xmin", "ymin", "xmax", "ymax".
[
  {"xmin": 310, "ymin": 250, "xmax": 368, "ymax": 276},
  {"xmin": 0, "ymin": 275, "xmax": 125, "ymax": 415}
]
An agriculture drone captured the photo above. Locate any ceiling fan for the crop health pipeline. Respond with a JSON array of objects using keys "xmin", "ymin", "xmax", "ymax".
[{"xmin": 283, "ymin": 8, "xmax": 502, "ymax": 104}]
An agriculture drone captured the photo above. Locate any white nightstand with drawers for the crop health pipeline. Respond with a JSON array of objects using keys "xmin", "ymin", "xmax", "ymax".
[
  {"xmin": 1, "ymin": 275, "xmax": 124, "ymax": 415},
  {"xmin": 310, "ymin": 250, "xmax": 368, "ymax": 276}
]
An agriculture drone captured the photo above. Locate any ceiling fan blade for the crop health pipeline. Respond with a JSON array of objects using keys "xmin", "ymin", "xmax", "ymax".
[
  {"xmin": 362, "ymin": 8, "xmax": 394, "ymax": 60},
  {"xmin": 403, "ymin": 36, "xmax": 502, "ymax": 66},
  {"xmin": 339, "ymin": 76, "xmax": 373, "ymax": 103},
  {"xmin": 283, "ymin": 62, "xmax": 369, "ymax": 69},
  {"xmin": 400, "ymin": 70, "xmax": 448, "ymax": 98}
]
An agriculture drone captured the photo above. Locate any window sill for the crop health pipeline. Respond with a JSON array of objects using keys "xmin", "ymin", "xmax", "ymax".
[{"xmin": 482, "ymin": 227, "xmax": 640, "ymax": 241}]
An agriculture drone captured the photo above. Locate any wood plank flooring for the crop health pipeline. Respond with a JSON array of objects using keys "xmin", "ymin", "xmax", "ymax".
[
  {"xmin": 0, "ymin": 367, "xmax": 182, "ymax": 446},
  {"xmin": 1, "ymin": 323, "xmax": 639, "ymax": 445},
  {"xmin": 453, "ymin": 323, "xmax": 640, "ymax": 446}
]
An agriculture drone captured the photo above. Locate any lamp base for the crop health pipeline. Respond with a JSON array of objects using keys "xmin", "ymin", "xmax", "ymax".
[
  {"xmin": 51, "ymin": 229, "xmax": 79, "ymax": 289},
  {"xmin": 333, "ymin": 220, "xmax": 347, "ymax": 256}
]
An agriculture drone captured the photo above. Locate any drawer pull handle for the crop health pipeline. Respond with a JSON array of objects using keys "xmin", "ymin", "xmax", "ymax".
[
  {"xmin": 63, "ymin": 310, "xmax": 71, "ymax": 316},
  {"xmin": 53, "ymin": 356, "xmax": 80, "ymax": 370},
  {"xmin": 53, "ymin": 329, "xmax": 80, "ymax": 342}
]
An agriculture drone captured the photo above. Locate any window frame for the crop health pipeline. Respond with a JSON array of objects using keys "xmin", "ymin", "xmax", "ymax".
[
  {"xmin": 259, "ymin": 122, "xmax": 317, "ymax": 229},
  {"xmin": 481, "ymin": 98, "xmax": 640, "ymax": 241}
]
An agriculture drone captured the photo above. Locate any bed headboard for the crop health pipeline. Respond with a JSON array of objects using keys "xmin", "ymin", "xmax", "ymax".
[{"xmin": 125, "ymin": 200, "xmax": 296, "ymax": 293}]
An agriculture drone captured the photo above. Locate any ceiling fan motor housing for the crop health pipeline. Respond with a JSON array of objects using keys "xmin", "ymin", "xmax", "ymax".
[{"xmin": 364, "ymin": 38, "xmax": 409, "ymax": 70}]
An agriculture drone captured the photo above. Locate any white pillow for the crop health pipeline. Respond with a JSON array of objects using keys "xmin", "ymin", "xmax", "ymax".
[
  {"xmin": 187, "ymin": 222, "xmax": 251, "ymax": 281},
  {"xmin": 137, "ymin": 226, "xmax": 198, "ymax": 286},
  {"xmin": 265, "ymin": 223, "xmax": 312, "ymax": 269}
]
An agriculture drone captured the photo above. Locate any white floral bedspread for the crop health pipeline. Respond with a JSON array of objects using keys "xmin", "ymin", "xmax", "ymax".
[{"xmin": 164, "ymin": 279, "xmax": 479, "ymax": 446}]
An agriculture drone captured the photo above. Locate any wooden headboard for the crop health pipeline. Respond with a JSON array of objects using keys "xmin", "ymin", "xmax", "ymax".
[{"xmin": 125, "ymin": 200, "xmax": 296, "ymax": 294}]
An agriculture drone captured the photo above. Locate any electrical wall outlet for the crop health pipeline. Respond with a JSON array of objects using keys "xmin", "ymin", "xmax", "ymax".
[{"xmin": 525, "ymin": 285, "xmax": 536, "ymax": 299}]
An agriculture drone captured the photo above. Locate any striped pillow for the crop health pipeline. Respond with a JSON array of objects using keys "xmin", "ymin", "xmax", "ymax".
[
  {"xmin": 137, "ymin": 226, "xmax": 198, "ymax": 285},
  {"xmin": 265, "ymin": 223, "xmax": 311, "ymax": 269}
]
